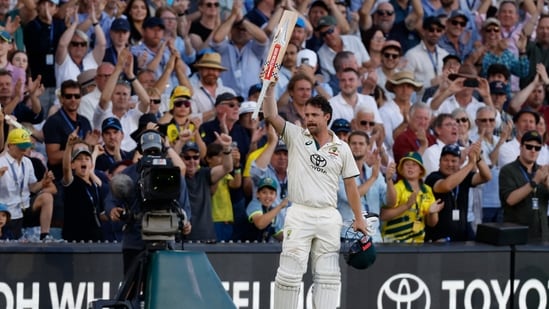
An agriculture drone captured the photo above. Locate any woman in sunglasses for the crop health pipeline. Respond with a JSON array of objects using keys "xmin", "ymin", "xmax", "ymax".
[
  {"xmin": 55, "ymin": 6, "xmax": 106, "ymax": 89},
  {"xmin": 452, "ymin": 108, "xmax": 472, "ymax": 148},
  {"xmin": 189, "ymin": 0, "xmax": 221, "ymax": 51},
  {"xmin": 465, "ymin": 18, "xmax": 529, "ymax": 82},
  {"xmin": 158, "ymin": 85, "xmax": 206, "ymax": 157}
]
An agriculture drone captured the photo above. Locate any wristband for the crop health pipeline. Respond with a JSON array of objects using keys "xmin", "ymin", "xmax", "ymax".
[
  {"xmin": 92, "ymin": 22, "xmax": 99, "ymax": 27},
  {"xmin": 530, "ymin": 180, "xmax": 537, "ymax": 189},
  {"xmin": 233, "ymin": 168, "xmax": 242, "ymax": 174},
  {"xmin": 127, "ymin": 76, "xmax": 137, "ymax": 83},
  {"xmin": 223, "ymin": 148, "xmax": 232, "ymax": 154}
]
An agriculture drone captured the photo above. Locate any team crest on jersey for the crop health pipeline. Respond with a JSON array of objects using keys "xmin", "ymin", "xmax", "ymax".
[
  {"xmin": 327, "ymin": 146, "xmax": 339, "ymax": 156},
  {"xmin": 286, "ymin": 229, "xmax": 292, "ymax": 239},
  {"xmin": 305, "ymin": 140, "xmax": 313, "ymax": 146}
]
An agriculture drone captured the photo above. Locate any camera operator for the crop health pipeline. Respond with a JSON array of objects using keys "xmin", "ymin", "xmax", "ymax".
[{"xmin": 105, "ymin": 130, "xmax": 192, "ymax": 274}]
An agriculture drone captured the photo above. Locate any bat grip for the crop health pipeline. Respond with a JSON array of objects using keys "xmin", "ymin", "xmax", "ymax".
[{"xmin": 252, "ymin": 80, "xmax": 271, "ymax": 120}]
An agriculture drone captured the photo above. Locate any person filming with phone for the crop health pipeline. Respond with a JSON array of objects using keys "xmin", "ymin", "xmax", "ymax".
[{"xmin": 427, "ymin": 63, "xmax": 493, "ymax": 134}]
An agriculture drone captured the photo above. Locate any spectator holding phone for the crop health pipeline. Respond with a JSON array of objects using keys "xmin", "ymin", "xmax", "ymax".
[{"xmin": 428, "ymin": 64, "xmax": 492, "ymax": 134}]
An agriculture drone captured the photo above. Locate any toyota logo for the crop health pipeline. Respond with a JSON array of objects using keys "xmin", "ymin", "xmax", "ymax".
[
  {"xmin": 377, "ymin": 273, "xmax": 431, "ymax": 309},
  {"xmin": 310, "ymin": 154, "xmax": 327, "ymax": 167}
]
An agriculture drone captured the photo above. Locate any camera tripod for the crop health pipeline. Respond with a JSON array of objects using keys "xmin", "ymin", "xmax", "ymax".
[{"xmin": 89, "ymin": 241, "xmax": 173, "ymax": 309}]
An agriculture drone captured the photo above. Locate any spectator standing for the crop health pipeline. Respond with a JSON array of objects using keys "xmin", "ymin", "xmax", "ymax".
[
  {"xmin": 181, "ymin": 137, "xmax": 233, "ymax": 242},
  {"xmin": 329, "ymin": 68, "xmax": 382, "ymax": 126},
  {"xmin": 95, "ymin": 117, "xmax": 133, "ymax": 172},
  {"xmin": 422, "ymin": 113, "xmax": 459, "ymax": 175},
  {"xmin": 189, "ymin": 0, "xmax": 221, "ymax": 51},
  {"xmin": 404, "ymin": 16, "xmax": 448, "ymax": 100},
  {"xmin": 206, "ymin": 143, "xmax": 241, "ymax": 242},
  {"xmin": 499, "ymin": 109, "xmax": 542, "ymax": 167},
  {"xmin": 93, "ymin": 49, "xmax": 150, "ymax": 152},
  {"xmin": 317, "ymin": 15, "xmax": 370, "ymax": 87},
  {"xmin": 61, "ymin": 135, "xmax": 104, "ymax": 242},
  {"xmin": 103, "ymin": 18, "xmax": 131, "ymax": 66},
  {"xmin": 339, "ymin": 131, "xmax": 393, "ymax": 243},
  {"xmin": 211, "ymin": 0, "xmax": 268, "ymax": 98},
  {"xmin": 23, "ymin": 0, "xmax": 66, "ymax": 114},
  {"xmin": 379, "ymin": 71, "xmax": 423, "ymax": 153},
  {"xmin": 438, "ymin": 10, "xmax": 474, "ymax": 62},
  {"xmin": 43, "ymin": 80, "xmax": 98, "ymax": 180},
  {"xmin": 278, "ymin": 72, "xmax": 313, "ymax": 127},
  {"xmin": 470, "ymin": 106, "xmax": 510, "ymax": 223},
  {"xmin": 499, "ymin": 130, "xmax": 549, "ymax": 242},
  {"xmin": 382, "ymin": 152, "xmax": 443, "ymax": 243},
  {"xmin": 190, "ymin": 52, "xmax": 236, "ymax": 122},
  {"xmin": 425, "ymin": 143, "xmax": 491, "ymax": 241},
  {"xmin": 375, "ymin": 40, "xmax": 404, "ymax": 100},
  {"xmin": 55, "ymin": 6, "xmax": 106, "ymax": 89},
  {"xmin": 78, "ymin": 63, "xmax": 115, "ymax": 123},
  {"xmin": 124, "ymin": 0, "xmax": 151, "ymax": 45},
  {"xmin": 393, "ymin": 102, "xmax": 436, "ymax": 163}
]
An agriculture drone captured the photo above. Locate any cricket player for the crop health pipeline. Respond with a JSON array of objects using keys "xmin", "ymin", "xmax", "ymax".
[{"xmin": 262, "ymin": 85, "xmax": 368, "ymax": 309}]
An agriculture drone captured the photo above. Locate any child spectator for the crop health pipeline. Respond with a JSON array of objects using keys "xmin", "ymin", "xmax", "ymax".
[
  {"xmin": 61, "ymin": 130, "xmax": 104, "ymax": 242},
  {"xmin": 206, "ymin": 143, "xmax": 241, "ymax": 242},
  {"xmin": 381, "ymin": 152, "xmax": 444, "ymax": 243},
  {"xmin": 0, "ymin": 203, "xmax": 14, "ymax": 240},
  {"xmin": 246, "ymin": 177, "xmax": 288, "ymax": 242}
]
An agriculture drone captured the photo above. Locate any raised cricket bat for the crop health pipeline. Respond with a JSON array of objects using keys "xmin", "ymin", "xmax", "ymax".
[{"xmin": 252, "ymin": 10, "xmax": 298, "ymax": 120}]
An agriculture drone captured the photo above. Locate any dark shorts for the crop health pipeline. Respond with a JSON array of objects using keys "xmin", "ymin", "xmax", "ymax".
[{"xmin": 22, "ymin": 203, "xmax": 40, "ymax": 228}]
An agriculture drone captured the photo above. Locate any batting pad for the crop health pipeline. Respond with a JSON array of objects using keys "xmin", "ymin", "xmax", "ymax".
[{"xmin": 146, "ymin": 251, "xmax": 235, "ymax": 308}]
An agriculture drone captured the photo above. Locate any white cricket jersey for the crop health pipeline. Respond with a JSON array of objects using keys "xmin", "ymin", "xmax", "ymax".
[{"xmin": 282, "ymin": 122, "xmax": 359, "ymax": 208}]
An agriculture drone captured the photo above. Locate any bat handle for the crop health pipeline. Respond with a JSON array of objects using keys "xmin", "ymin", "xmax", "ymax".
[
  {"xmin": 252, "ymin": 80, "xmax": 272, "ymax": 120},
  {"xmin": 5, "ymin": 115, "xmax": 22, "ymax": 129}
]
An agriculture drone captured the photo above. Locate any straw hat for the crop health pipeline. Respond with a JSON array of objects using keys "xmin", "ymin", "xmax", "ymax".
[
  {"xmin": 385, "ymin": 71, "xmax": 423, "ymax": 93},
  {"xmin": 194, "ymin": 53, "xmax": 227, "ymax": 71}
]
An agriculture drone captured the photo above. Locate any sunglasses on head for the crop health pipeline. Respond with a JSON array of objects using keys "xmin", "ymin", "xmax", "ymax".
[
  {"xmin": 183, "ymin": 154, "xmax": 200, "ymax": 160},
  {"xmin": 70, "ymin": 41, "xmax": 87, "ymax": 47},
  {"xmin": 485, "ymin": 27, "xmax": 500, "ymax": 33},
  {"xmin": 174, "ymin": 100, "xmax": 191, "ymax": 108},
  {"xmin": 359, "ymin": 120, "xmax": 376, "ymax": 127},
  {"xmin": 383, "ymin": 52, "xmax": 399, "ymax": 59},
  {"xmin": 320, "ymin": 27, "xmax": 335, "ymax": 37},
  {"xmin": 455, "ymin": 117, "xmax": 469, "ymax": 123},
  {"xmin": 376, "ymin": 10, "xmax": 394, "ymax": 16},
  {"xmin": 524, "ymin": 144, "xmax": 542, "ymax": 151},
  {"xmin": 477, "ymin": 118, "xmax": 495, "ymax": 123},
  {"xmin": 204, "ymin": 2, "xmax": 219, "ymax": 7},
  {"xmin": 150, "ymin": 99, "xmax": 161, "ymax": 104},
  {"xmin": 451, "ymin": 20, "xmax": 467, "ymax": 27},
  {"xmin": 63, "ymin": 93, "xmax": 81, "ymax": 99}
]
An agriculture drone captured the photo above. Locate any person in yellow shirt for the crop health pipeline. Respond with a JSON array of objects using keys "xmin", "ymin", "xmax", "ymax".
[
  {"xmin": 382, "ymin": 152, "xmax": 444, "ymax": 243},
  {"xmin": 206, "ymin": 143, "xmax": 242, "ymax": 242}
]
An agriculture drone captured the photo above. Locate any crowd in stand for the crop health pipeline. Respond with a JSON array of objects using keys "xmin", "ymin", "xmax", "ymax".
[{"xmin": 0, "ymin": 0, "xmax": 548, "ymax": 244}]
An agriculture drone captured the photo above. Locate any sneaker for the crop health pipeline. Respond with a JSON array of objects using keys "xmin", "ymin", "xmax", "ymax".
[{"xmin": 41, "ymin": 235, "xmax": 63, "ymax": 243}]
